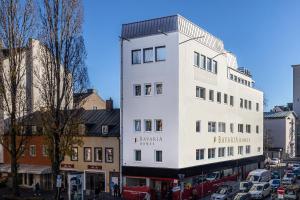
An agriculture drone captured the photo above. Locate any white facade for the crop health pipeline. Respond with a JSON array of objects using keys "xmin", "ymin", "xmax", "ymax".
[
  {"xmin": 293, "ymin": 65, "xmax": 300, "ymax": 117},
  {"xmin": 121, "ymin": 15, "xmax": 263, "ymax": 171}
]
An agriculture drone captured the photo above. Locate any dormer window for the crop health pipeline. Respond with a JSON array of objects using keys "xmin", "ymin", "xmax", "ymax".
[{"xmin": 102, "ymin": 125, "xmax": 109, "ymax": 134}]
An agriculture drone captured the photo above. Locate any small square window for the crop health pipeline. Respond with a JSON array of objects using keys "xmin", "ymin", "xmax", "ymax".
[
  {"xmin": 135, "ymin": 150, "xmax": 141, "ymax": 161},
  {"xmin": 145, "ymin": 120, "xmax": 152, "ymax": 132},
  {"xmin": 196, "ymin": 87, "xmax": 206, "ymax": 99},
  {"xmin": 134, "ymin": 85, "xmax": 141, "ymax": 96},
  {"xmin": 155, "ymin": 83, "xmax": 163, "ymax": 95},
  {"xmin": 155, "ymin": 46, "xmax": 166, "ymax": 61}
]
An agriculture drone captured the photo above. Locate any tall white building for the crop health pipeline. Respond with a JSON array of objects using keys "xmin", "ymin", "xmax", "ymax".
[
  {"xmin": 292, "ymin": 65, "xmax": 300, "ymax": 156},
  {"xmin": 121, "ymin": 15, "xmax": 264, "ymax": 192}
]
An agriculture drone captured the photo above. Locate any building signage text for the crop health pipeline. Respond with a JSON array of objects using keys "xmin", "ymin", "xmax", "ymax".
[
  {"xmin": 61, "ymin": 163, "xmax": 74, "ymax": 169},
  {"xmin": 87, "ymin": 165, "xmax": 102, "ymax": 170},
  {"xmin": 135, "ymin": 136, "xmax": 163, "ymax": 146},
  {"xmin": 214, "ymin": 136, "xmax": 250, "ymax": 144}
]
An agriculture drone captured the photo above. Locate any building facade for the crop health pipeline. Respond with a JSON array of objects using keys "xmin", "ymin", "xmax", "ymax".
[
  {"xmin": 73, "ymin": 89, "xmax": 107, "ymax": 110},
  {"xmin": 292, "ymin": 65, "xmax": 300, "ymax": 157},
  {"xmin": 121, "ymin": 15, "xmax": 264, "ymax": 196},
  {"xmin": 264, "ymin": 111, "xmax": 297, "ymax": 159}
]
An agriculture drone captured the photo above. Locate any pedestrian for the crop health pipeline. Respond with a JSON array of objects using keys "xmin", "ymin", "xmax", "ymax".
[
  {"xmin": 113, "ymin": 183, "xmax": 119, "ymax": 197},
  {"xmin": 35, "ymin": 182, "xmax": 40, "ymax": 196}
]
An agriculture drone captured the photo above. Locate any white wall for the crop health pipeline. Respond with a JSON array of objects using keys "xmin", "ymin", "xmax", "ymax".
[{"xmin": 293, "ymin": 66, "xmax": 300, "ymax": 117}]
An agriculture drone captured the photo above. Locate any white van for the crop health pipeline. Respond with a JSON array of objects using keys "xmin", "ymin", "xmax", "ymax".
[{"xmin": 246, "ymin": 169, "xmax": 271, "ymax": 183}]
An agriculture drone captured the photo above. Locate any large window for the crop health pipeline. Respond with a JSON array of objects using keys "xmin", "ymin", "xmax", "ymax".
[
  {"xmin": 196, "ymin": 149, "xmax": 205, "ymax": 160},
  {"xmin": 143, "ymin": 48, "xmax": 153, "ymax": 63},
  {"xmin": 238, "ymin": 124, "xmax": 244, "ymax": 133},
  {"xmin": 212, "ymin": 60, "xmax": 218, "ymax": 74},
  {"xmin": 105, "ymin": 148, "xmax": 114, "ymax": 163},
  {"xmin": 200, "ymin": 55, "xmax": 206, "ymax": 69},
  {"xmin": 144, "ymin": 84, "xmax": 152, "ymax": 96},
  {"xmin": 155, "ymin": 83, "xmax": 163, "ymax": 95},
  {"xmin": 155, "ymin": 119, "xmax": 163, "ymax": 132},
  {"xmin": 196, "ymin": 86, "xmax": 206, "ymax": 99},
  {"xmin": 246, "ymin": 124, "xmax": 251, "ymax": 133},
  {"xmin": 217, "ymin": 92, "xmax": 221, "ymax": 103},
  {"xmin": 155, "ymin": 46, "xmax": 166, "ymax": 61},
  {"xmin": 71, "ymin": 147, "xmax": 78, "ymax": 161},
  {"xmin": 208, "ymin": 121, "xmax": 216, "ymax": 132},
  {"xmin": 209, "ymin": 90, "xmax": 214, "ymax": 101},
  {"xmin": 145, "ymin": 120, "xmax": 152, "ymax": 132},
  {"xmin": 134, "ymin": 120, "xmax": 141, "ymax": 132},
  {"xmin": 134, "ymin": 150, "xmax": 141, "ymax": 161},
  {"xmin": 218, "ymin": 147, "xmax": 225, "ymax": 157},
  {"xmin": 194, "ymin": 52, "xmax": 200, "ymax": 67},
  {"xmin": 94, "ymin": 147, "xmax": 103, "ymax": 162},
  {"xmin": 238, "ymin": 146, "xmax": 243, "ymax": 155},
  {"xmin": 227, "ymin": 147, "xmax": 234, "ymax": 156},
  {"xmin": 155, "ymin": 150, "xmax": 163, "ymax": 162},
  {"xmin": 218, "ymin": 122, "xmax": 226, "ymax": 133},
  {"xmin": 134, "ymin": 84, "xmax": 141, "ymax": 96},
  {"xmin": 230, "ymin": 96, "xmax": 234, "ymax": 106},
  {"xmin": 84, "ymin": 147, "xmax": 92, "ymax": 162},
  {"xmin": 246, "ymin": 145, "xmax": 251, "ymax": 154},
  {"xmin": 207, "ymin": 58, "xmax": 212, "ymax": 72},
  {"xmin": 29, "ymin": 145, "xmax": 36, "ymax": 157},
  {"xmin": 208, "ymin": 148, "xmax": 215, "ymax": 159},
  {"xmin": 132, "ymin": 49, "xmax": 141, "ymax": 64}
]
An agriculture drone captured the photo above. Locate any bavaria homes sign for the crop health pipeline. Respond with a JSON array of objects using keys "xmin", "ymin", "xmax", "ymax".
[
  {"xmin": 135, "ymin": 136, "xmax": 163, "ymax": 146},
  {"xmin": 214, "ymin": 136, "xmax": 250, "ymax": 144}
]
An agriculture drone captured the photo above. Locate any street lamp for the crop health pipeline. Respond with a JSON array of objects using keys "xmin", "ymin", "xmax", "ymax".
[
  {"xmin": 179, "ymin": 36, "xmax": 205, "ymax": 45},
  {"xmin": 212, "ymin": 51, "xmax": 232, "ymax": 59}
]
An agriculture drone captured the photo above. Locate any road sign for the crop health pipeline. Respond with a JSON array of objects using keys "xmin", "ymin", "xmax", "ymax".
[{"xmin": 56, "ymin": 175, "xmax": 62, "ymax": 188}]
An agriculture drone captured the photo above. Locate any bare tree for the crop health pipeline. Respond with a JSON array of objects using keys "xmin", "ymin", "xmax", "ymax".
[
  {"xmin": 0, "ymin": 0, "xmax": 35, "ymax": 196},
  {"xmin": 36, "ymin": 0, "xmax": 88, "ymax": 198}
]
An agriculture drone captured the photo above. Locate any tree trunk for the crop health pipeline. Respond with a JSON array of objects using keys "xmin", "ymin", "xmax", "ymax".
[
  {"xmin": 10, "ymin": 121, "xmax": 19, "ymax": 196},
  {"xmin": 53, "ymin": 132, "xmax": 60, "ymax": 200}
]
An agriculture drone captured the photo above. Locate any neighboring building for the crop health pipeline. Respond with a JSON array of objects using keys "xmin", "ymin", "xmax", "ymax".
[
  {"xmin": 121, "ymin": 14, "xmax": 263, "ymax": 196},
  {"xmin": 292, "ymin": 65, "xmax": 300, "ymax": 157},
  {"xmin": 264, "ymin": 111, "xmax": 297, "ymax": 159},
  {"xmin": 74, "ymin": 89, "xmax": 106, "ymax": 110}
]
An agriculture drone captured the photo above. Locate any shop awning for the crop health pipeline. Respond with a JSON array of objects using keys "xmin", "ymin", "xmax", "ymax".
[{"xmin": 0, "ymin": 164, "xmax": 51, "ymax": 174}]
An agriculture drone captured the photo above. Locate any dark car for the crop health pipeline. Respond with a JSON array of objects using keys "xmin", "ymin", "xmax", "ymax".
[
  {"xmin": 233, "ymin": 193, "xmax": 252, "ymax": 200},
  {"xmin": 293, "ymin": 169, "xmax": 300, "ymax": 178},
  {"xmin": 271, "ymin": 171, "xmax": 280, "ymax": 179}
]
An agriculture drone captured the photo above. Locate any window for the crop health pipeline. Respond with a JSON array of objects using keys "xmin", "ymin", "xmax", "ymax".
[
  {"xmin": 256, "ymin": 103, "xmax": 259, "ymax": 111},
  {"xmin": 218, "ymin": 122, "xmax": 226, "ymax": 133},
  {"xmin": 102, "ymin": 125, "xmax": 109, "ymax": 134},
  {"xmin": 93, "ymin": 106, "xmax": 97, "ymax": 110},
  {"xmin": 244, "ymin": 99, "xmax": 248, "ymax": 109},
  {"xmin": 218, "ymin": 147, "xmax": 225, "ymax": 157},
  {"xmin": 144, "ymin": 84, "xmax": 152, "ymax": 95},
  {"xmin": 246, "ymin": 124, "xmax": 251, "ymax": 133},
  {"xmin": 71, "ymin": 147, "xmax": 78, "ymax": 161},
  {"xmin": 155, "ymin": 150, "xmax": 162, "ymax": 162},
  {"xmin": 132, "ymin": 49, "xmax": 141, "ymax": 64},
  {"xmin": 230, "ymin": 74, "xmax": 233, "ymax": 80},
  {"xmin": 196, "ymin": 149, "xmax": 205, "ymax": 160},
  {"xmin": 134, "ymin": 150, "xmax": 141, "ymax": 161},
  {"xmin": 227, "ymin": 147, "xmax": 234, "ymax": 156},
  {"xmin": 200, "ymin": 55, "xmax": 206, "ymax": 69},
  {"xmin": 240, "ymin": 98, "xmax": 243, "ymax": 108},
  {"xmin": 208, "ymin": 148, "xmax": 215, "ymax": 159},
  {"xmin": 155, "ymin": 46, "xmax": 166, "ymax": 61},
  {"xmin": 238, "ymin": 124, "xmax": 244, "ymax": 133},
  {"xmin": 249, "ymin": 101, "xmax": 252, "ymax": 110},
  {"xmin": 224, "ymin": 94, "xmax": 228, "ymax": 104},
  {"xmin": 207, "ymin": 58, "xmax": 212, "ymax": 72},
  {"xmin": 217, "ymin": 92, "xmax": 221, "ymax": 103},
  {"xmin": 209, "ymin": 90, "xmax": 214, "ymax": 101},
  {"xmin": 42, "ymin": 145, "xmax": 48, "ymax": 157},
  {"xmin": 196, "ymin": 86, "xmax": 206, "ymax": 99},
  {"xmin": 105, "ymin": 148, "xmax": 114, "ymax": 163},
  {"xmin": 155, "ymin": 119, "xmax": 163, "ymax": 132},
  {"xmin": 143, "ymin": 48, "xmax": 153, "ymax": 63},
  {"xmin": 134, "ymin": 120, "xmax": 141, "ymax": 132},
  {"xmin": 212, "ymin": 60, "xmax": 218, "ymax": 74},
  {"xmin": 258, "ymin": 147, "xmax": 261, "ymax": 152},
  {"xmin": 208, "ymin": 121, "xmax": 216, "ymax": 132},
  {"xmin": 155, "ymin": 83, "xmax": 163, "ymax": 95},
  {"xmin": 84, "ymin": 147, "xmax": 92, "ymax": 162},
  {"xmin": 29, "ymin": 145, "xmax": 36, "ymax": 157},
  {"xmin": 256, "ymin": 125, "xmax": 259, "ymax": 134},
  {"xmin": 238, "ymin": 146, "xmax": 243, "ymax": 155},
  {"xmin": 196, "ymin": 121, "xmax": 201, "ymax": 133},
  {"xmin": 230, "ymin": 96, "xmax": 234, "ymax": 106},
  {"xmin": 20, "ymin": 145, "xmax": 25, "ymax": 157},
  {"xmin": 246, "ymin": 145, "xmax": 251, "ymax": 154},
  {"xmin": 134, "ymin": 85, "xmax": 141, "ymax": 96},
  {"xmin": 194, "ymin": 52, "xmax": 200, "ymax": 67},
  {"xmin": 230, "ymin": 123, "xmax": 234, "ymax": 133},
  {"xmin": 145, "ymin": 120, "xmax": 152, "ymax": 132},
  {"xmin": 94, "ymin": 147, "xmax": 103, "ymax": 162}
]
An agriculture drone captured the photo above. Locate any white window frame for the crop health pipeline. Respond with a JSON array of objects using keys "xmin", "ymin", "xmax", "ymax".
[
  {"xmin": 208, "ymin": 148, "xmax": 215, "ymax": 159},
  {"xmin": 218, "ymin": 122, "xmax": 226, "ymax": 133},
  {"xmin": 134, "ymin": 119, "xmax": 141, "ymax": 132},
  {"xmin": 155, "ymin": 83, "xmax": 163, "ymax": 95},
  {"xmin": 154, "ymin": 119, "xmax": 163, "ymax": 132},
  {"xmin": 238, "ymin": 146, "xmax": 243, "ymax": 155},
  {"xmin": 208, "ymin": 121, "xmax": 216, "ymax": 133},
  {"xmin": 144, "ymin": 119, "xmax": 152, "ymax": 132},
  {"xmin": 218, "ymin": 147, "xmax": 225, "ymax": 157},
  {"xmin": 29, "ymin": 145, "xmax": 36, "ymax": 157},
  {"xmin": 144, "ymin": 83, "xmax": 152, "ymax": 96},
  {"xmin": 196, "ymin": 148, "xmax": 205, "ymax": 160},
  {"xmin": 209, "ymin": 90, "xmax": 214, "ymax": 101}
]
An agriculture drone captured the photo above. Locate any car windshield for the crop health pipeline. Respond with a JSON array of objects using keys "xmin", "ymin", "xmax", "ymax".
[
  {"xmin": 247, "ymin": 175, "xmax": 260, "ymax": 182},
  {"xmin": 286, "ymin": 173, "xmax": 294, "ymax": 178},
  {"xmin": 207, "ymin": 173, "xmax": 217, "ymax": 179},
  {"xmin": 251, "ymin": 185, "xmax": 263, "ymax": 191},
  {"xmin": 216, "ymin": 187, "xmax": 228, "ymax": 194},
  {"xmin": 272, "ymin": 180, "xmax": 280, "ymax": 184}
]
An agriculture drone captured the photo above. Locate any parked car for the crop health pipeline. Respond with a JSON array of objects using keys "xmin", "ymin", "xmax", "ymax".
[
  {"xmin": 246, "ymin": 169, "xmax": 271, "ymax": 183},
  {"xmin": 239, "ymin": 181, "xmax": 253, "ymax": 192},
  {"xmin": 269, "ymin": 179, "xmax": 281, "ymax": 191},
  {"xmin": 283, "ymin": 185, "xmax": 300, "ymax": 200},
  {"xmin": 269, "ymin": 158, "xmax": 280, "ymax": 165},
  {"xmin": 271, "ymin": 171, "xmax": 281, "ymax": 179},
  {"xmin": 292, "ymin": 168, "xmax": 300, "ymax": 178},
  {"xmin": 211, "ymin": 184, "xmax": 237, "ymax": 200},
  {"xmin": 282, "ymin": 173, "xmax": 296, "ymax": 185},
  {"xmin": 249, "ymin": 182, "xmax": 271, "ymax": 199},
  {"xmin": 233, "ymin": 193, "xmax": 251, "ymax": 200}
]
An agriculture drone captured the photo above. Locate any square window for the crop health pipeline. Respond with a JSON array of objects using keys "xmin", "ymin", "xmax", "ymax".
[
  {"xmin": 94, "ymin": 147, "xmax": 102, "ymax": 162},
  {"xmin": 145, "ymin": 120, "xmax": 152, "ymax": 132},
  {"xmin": 143, "ymin": 48, "xmax": 153, "ymax": 63},
  {"xmin": 208, "ymin": 148, "xmax": 215, "ymax": 159},
  {"xmin": 134, "ymin": 120, "xmax": 141, "ymax": 132},
  {"xmin": 155, "ymin": 83, "xmax": 163, "ymax": 95},
  {"xmin": 194, "ymin": 52, "xmax": 200, "ymax": 67},
  {"xmin": 196, "ymin": 149, "xmax": 205, "ymax": 160},
  {"xmin": 71, "ymin": 147, "xmax": 78, "ymax": 161},
  {"xmin": 132, "ymin": 49, "xmax": 141, "ymax": 64},
  {"xmin": 155, "ymin": 46, "xmax": 166, "ymax": 61},
  {"xmin": 196, "ymin": 121, "xmax": 201, "ymax": 133},
  {"xmin": 135, "ymin": 150, "xmax": 141, "ymax": 161},
  {"xmin": 84, "ymin": 147, "xmax": 92, "ymax": 162},
  {"xmin": 145, "ymin": 84, "xmax": 152, "ymax": 96},
  {"xmin": 155, "ymin": 119, "xmax": 163, "ymax": 132},
  {"xmin": 155, "ymin": 150, "xmax": 162, "ymax": 162},
  {"xmin": 134, "ymin": 85, "xmax": 141, "ymax": 96},
  {"xmin": 105, "ymin": 148, "xmax": 113, "ymax": 163},
  {"xmin": 208, "ymin": 121, "xmax": 216, "ymax": 132}
]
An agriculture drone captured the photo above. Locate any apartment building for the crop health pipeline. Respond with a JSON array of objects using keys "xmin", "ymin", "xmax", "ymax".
[{"xmin": 121, "ymin": 15, "xmax": 264, "ymax": 196}]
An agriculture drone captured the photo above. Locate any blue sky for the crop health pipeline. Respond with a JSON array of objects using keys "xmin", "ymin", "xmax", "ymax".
[{"xmin": 83, "ymin": 0, "xmax": 300, "ymax": 111}]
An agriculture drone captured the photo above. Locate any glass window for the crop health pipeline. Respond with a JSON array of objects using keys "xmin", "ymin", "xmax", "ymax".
[
  {"xmin": 134, "ymin": 120, "xmax": 141, "ymax": 132},
  {"xmin": 29, "ymin": 145, "xmax": 36, "ymax": 157},
  {"xmin": 238, "ymin": 124, "xmax": 244, "ymax": 133},
  {"xmin": 217, "ymin": 92, "xmax": 221, "ymax": 103},
  {"xmin": 144, "ymin": 84, "xmax": 152, "ymax": 95},
  {"xmin": 71, "ymin": 147, "xmax": 78, "ymax": 161},
  {"xmin": 256, "ymin": 103, "xmax": 259, "ymax": 111},
  {"xmin": 230, "ymin": 74, "xmax": 233, "ymax": 80},
  {"xmin": 84, "ymin": 147, "xmax": 92, "ymax": 162},
  {"xmin": 230, "ymin": 96, "xmax": 234, "ymax": 106},
  {"xmin": 208, "ymin": 121, "xmax": 216, "ymax": 132},
  {"xmin": 200, "ymin": 55, "xmax": 206, "ymax": 69},
  {"xmin": 240, "ymin": 98, "xmax": 243, "ymax": 108},
  {"xmin": 238, "ymin": 146, "xmax": 243, "ymax": 155},
  {"xmin": 246, "ymin": 145, "xmax": 251, "ymax": 154},
  {"xmin": 143, "ymin": 48, "xmax": 153, "ymax": 63},
  {"xmin": 135, "ymin": 150, "xmax": 141, "ymax": 161},
  {"xmin": 94, "ymin": 147, "xmax": 102, "ymax": 162},
  {"xmin": 209, "ymin": 90, "xmax": 214, "ymax": 101},
  {"xmin": 207, "ymin": 58, "xmax": 212, "ymax": 72},
  {"xmin": 208, "ymin": 148, "xmax": 215, "ymax": 159},
  {"xmin": 218, "ymin": 122, "xmax": 226, "ymax": 133},
  {"xmin": 227, "ymin": 147, "xmax": 234, "ymax": 156},
  {"xmin": 224, "ymin": 94, "xmax": 228, "ymax": 104},
  {"xmin": 105, "ymin": 148, "xmax": 114, "ymax": 163},
  {"xmin": 196, "ymin": 121, "xmax": 201, "ymax": 133},
  {"xmin": 230, "ymin": 123, "xmax": 234, "ymax": 133},
  {"xmin": 145, "ymin": 120, "xmax": 152, "ymax": 132},
  {"xmin": 218, "ymin": 147, "xmax": 225, "ymax": 157},
  {"xmin": 194, "ymin": 52, "xmax": 200, "ymax": 67},
  {"xmin": 196, "ymin": 149, "xmax": 205, "ymax": 160},
  {"xmin": 155, "ymin": 83, "xmax": 163, "ymax": 95},
  {"xmin": 246, "ymin": 124, "xmax": 251, "ymax": 133},
  {"xmin": 134, "ymin": 84, "xmax": 141, "ymax": 96},
  {"xmin": 244, "ymin": 99, "xmax": 248, "ymax": 109},
  {"xmin": 20, "ymin": 145, "xmax": 25, "ymax": 157},
  {"xmin": 212, "ymin": 60, "xmax": 218, "ymax": 74},
  {"xmin": 234, "ymin": 76, "xmax": 237, "ymax": 81},
  {"xmin": 42, "ymin": 145, "xmax": 48, "ymax": 157},
  {"xmin": 102, "ymin": 125, "xmax": 109, "ymax": 134},
  {"xmin": 132, "ymin": 49, "xmax": 141, "ymax": 64},
  {"xmin": 155, "ymin": 150, "xmax": 163, "ymax": 162},
  {"xmin": 155, "ymin": 119, "xmax": 163, "ymax": 132},
  {"xmin": 196, "ymin": 86, "xmax": 206, "ymax": 99},
  {"xmin": 249, "ymin": 101, "xmax": 252, "ymax": 110},
  {"xmin": 256, "ymin": 125, "xmax": 259, "ymax": 134},
  {"xmin": 155, "ymin": 46, "xmax": 166, "ymax": 61}
]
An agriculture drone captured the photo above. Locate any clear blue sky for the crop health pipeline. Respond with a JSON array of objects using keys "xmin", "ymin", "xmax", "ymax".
[{"xmin": 83, "ymin": 0, "xmax": 300, "ymax": 111}]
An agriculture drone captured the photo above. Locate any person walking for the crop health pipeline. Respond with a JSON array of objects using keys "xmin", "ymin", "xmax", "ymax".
[{"xmin": 35, "ymin": 182, "xmax": 40, "ymax": 196}]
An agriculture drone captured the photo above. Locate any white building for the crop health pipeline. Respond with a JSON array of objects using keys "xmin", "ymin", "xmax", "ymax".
[
  {"xmin": 264, "ymin": 111, "xmax": 296, "ymax": 159},
  {"xmin": 121, "ymin": 15, "xmax": 264, "ymax": 192}
]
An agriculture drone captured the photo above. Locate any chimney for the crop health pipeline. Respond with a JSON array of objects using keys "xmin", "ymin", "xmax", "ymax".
[
  {"xmin": 106, "ymin": 98, "xmax": 113, "ymax": 111},
  {"xmin": 87, "ymin": 88, "xmax": 96, "ymax": 94}
]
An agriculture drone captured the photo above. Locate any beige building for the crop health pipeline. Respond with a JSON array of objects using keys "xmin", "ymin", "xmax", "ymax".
[{"xmin": 73, "ymin": 89, "xmax": 107, "ymax": 110}]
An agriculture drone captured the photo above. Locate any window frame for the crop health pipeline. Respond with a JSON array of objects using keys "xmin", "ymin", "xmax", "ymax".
[
  {"xmin": 209, "ymin": 90, "xmax": 214, "ymax": 101},
  {"xmin": 134, "ymin": 149, "xmax": 142, "ymax": 162},
  {"xmin": 134, "ymin": 119, "xmax": 142, "ymax": 132},
  {"xmin": 155, "ymin": 46, "xmax": 166, "ymax": 62},
  {"xmin": 218, "ymin": 147, "xmax": 225, "ymax": 157},
  {"xmin": 155, "ymin": 150, "xmax": 163, "ymax": 162},
  {"xmin": 208, "ymin": 121, "xmax": 216, "ymax": 133},
  {"xmin": 208, "ymin": 148, "xmax": 216, "ymax": 159},
  {"xmin": 42, "ymin": 145, "xmax": 48, "ymax": 157},
  {"xmin": 84, "ymin": 147, "xmax": 92, "ymax": 162},
  {"xmin": 194, "ymin": 51, "xmax": 200, "ymax": 67},
  {"xmin": 71, "ymin": 147, "xmax": 78, "ymax": 161},
  {"xmin": 94, "ymin": 147, "xmax": 103, "ymax": 162},
  {"xmin": 217, "ymin": 92, "xmax": 221, "ymax": 103},
  {"xmin": 105, "ymin": 147, "xmax": 114, "ymax": 163},
  {"xmin": 143, "ymin": 47, "xmax": 154, "ymax": 63},
  {"xmin": 144, "ymin": 119, "xmax": 152, "ymax": 132},
  {"xmin": 134, "ymin": 84, "xmax": 142, "ymax": 96},
  {"xmin": 144, "ymin": 83, "xmax": 152, "ymax": 96},
  {"xmin": 29, "ymin": 145, "xmax": 36, "ymax": 157},
  {"xmin": 154, "ymin": 119, "xmax": 163, "ymax": 132},
  {"xmin": 196, "ymin": 148, "xmax": 205, "ymax": 160},
  {"xmin": 132, "ymin": 49, "xmax": 141, "ymax": 65},
  {"xmin": 200, "ymin": 54, "xmax": 206, "ymax": 69},
  {"xmin": 196, "ymin": 120, "xmax": 201, "ymax": 133},
  {"xmin": 155, "ymin": 83, "xmax": 163, "ymax": 95}
]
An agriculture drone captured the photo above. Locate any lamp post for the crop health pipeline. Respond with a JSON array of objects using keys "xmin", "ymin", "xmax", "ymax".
[
  {"xmin": 178, "ymin": 174, "xmax": 185, "ymax": 200},
  {"xmin": 179, "ymin": 36, "xmax": 205, "ymax": 45}
]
